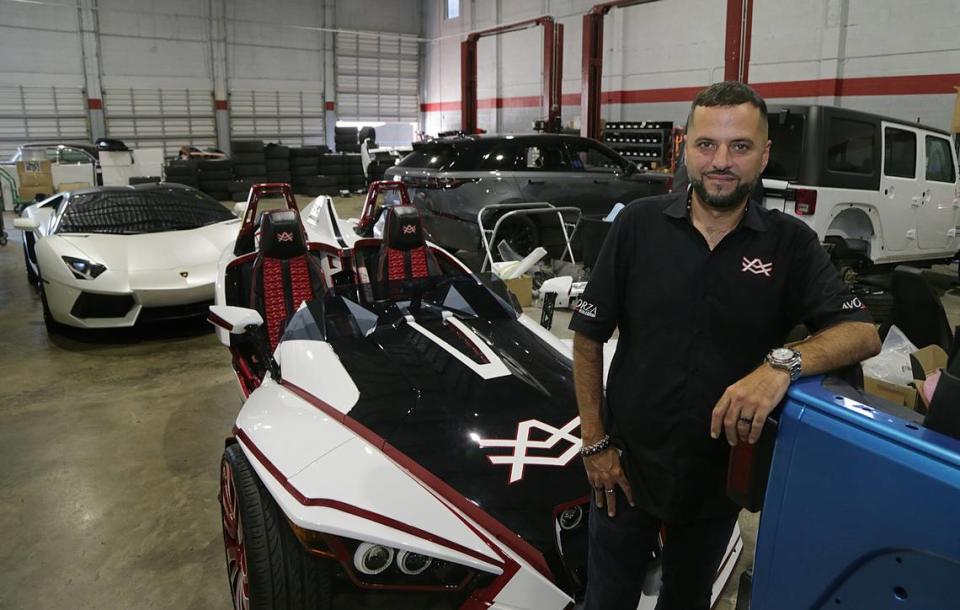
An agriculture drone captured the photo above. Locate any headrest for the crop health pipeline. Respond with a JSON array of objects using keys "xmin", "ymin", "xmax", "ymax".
[
  {"xmin": 383, "ymin": 205, "xmax": 426, "ymax": 251},
  {"xmin": 260, "ymin": 209, "xmax": 306, "ymax": 260}
]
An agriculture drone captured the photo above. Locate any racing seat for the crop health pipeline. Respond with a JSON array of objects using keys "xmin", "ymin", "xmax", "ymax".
[
  {"xmin": 376, "ymin": 205, "xmax": 442, "ymax": 283},
  {"xmin": 250, "ymin": 209, "xmax": 325, "ymax": 349}
]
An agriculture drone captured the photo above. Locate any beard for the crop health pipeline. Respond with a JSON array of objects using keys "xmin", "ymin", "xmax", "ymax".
[{"xmin": 691, "ymin": 172, "xmax": 755, "ymax": 210}]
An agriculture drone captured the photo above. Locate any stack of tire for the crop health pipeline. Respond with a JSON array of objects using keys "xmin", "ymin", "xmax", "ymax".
[
  {"xmin": 162, "ymin": 159, "xmax": 200, "ymax": 189},
  {"xmin": 197, "ymin": 159, "xmax": 235, "ymax": 201},
  {"xmin": 317, "ymin": 153, "xmax": 355, "ymax": 193},
  {"xmin": 229, "ymin": 140, "xmax": 268, "ymax": 203},
  {"xmin": 290, "ymin": 147, "xmax": 337, "ymax": 197},
  {"xmin": 264, "ymin": 144, "xmax": 291, "ymax": 185},
  {"xmin": 345, "ymin": 154, "xmax": 366, "ymax": 192},
  {"xmin": 334, "ymin": 126, "xmax": 360, "ymax": 153}
]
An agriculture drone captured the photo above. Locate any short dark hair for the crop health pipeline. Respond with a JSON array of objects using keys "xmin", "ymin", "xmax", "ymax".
[{"xmin": 687, "ymin": 81, "xmax": 768, "ymax": 133}]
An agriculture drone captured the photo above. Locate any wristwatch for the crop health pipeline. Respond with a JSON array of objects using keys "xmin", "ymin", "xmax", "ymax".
[{"xmin": 765, "ymin": 347, "xmax": 802, "ymax": 381}]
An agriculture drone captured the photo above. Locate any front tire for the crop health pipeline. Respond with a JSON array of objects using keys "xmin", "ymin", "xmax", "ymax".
[
  {"xmin": 495, "ymin": 214, "xmax": 539, "ymax": 257},
  {"xmin": 38, "ymin": 280, "xmax": 63, "ymax": 335},
  {"xmin": 220, "ymin": 443, "xmax": 332, "ymax": 610}
]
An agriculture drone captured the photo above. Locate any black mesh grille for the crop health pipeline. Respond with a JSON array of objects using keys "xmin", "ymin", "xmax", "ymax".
[
  {"xmin": 137, "ymin": 301, "xmax": 212, "ymax": 323},
  {"xmin": 70, "ymin": 292, "xmax": 135, "ymax": 319},
  {"xmin": 58, "ymin": 188, "xmax": 234, "ymax": 234}
]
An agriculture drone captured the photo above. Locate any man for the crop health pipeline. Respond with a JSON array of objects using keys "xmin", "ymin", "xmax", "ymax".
[{"xmin": 569, "ymin": 81, "xmax": 881, "ymax": 610}]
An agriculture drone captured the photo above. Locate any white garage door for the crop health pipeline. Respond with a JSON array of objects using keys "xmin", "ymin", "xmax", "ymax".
[
  {"xmin": 336, "ymin": 32, "xmax": 419, "ymax": 122},
  {"xmin": 103, "ymin": 88, "xmax": 216, "ymax": 157},
  {"xmin": 229, "ymin": 90, "xmax": 326, "ymax": 146},
  {"xmin": 0, "ymin": 86, "xmax": 89, "ymax": 160}
]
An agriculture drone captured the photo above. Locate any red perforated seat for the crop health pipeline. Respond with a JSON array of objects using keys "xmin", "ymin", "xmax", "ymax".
[
  {"xmin": 376, "ymin": 205, "xmax": 441, "ymax": 283},
  {"xmin": 250, "ymin": 209, "xmax": 325, "ymax": 349}
]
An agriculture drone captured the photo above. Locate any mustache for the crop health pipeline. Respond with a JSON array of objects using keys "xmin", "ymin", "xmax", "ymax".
[{"xmin": 704, "ymin": 170, "xmax": 739, "ymax": 178}]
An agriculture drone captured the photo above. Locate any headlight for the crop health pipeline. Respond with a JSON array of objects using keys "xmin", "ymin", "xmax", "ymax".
[
  {"xmin": 354, "ymin": 542, "xmax": 394, "ymax": 575},
  {"xmin": 62, "ymin": 256, "xmax": 106, "ymax": 280}
]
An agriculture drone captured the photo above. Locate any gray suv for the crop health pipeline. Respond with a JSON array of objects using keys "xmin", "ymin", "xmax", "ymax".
[{"xmin": 384, "ymin": 133, "xmax": 669, "ymax": 254}]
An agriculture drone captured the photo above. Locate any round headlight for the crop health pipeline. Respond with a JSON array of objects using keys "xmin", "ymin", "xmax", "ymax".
[
  {"xmin": 396, "ymin": 550, "xmax": 433, "ymax": 575},
  {"xmin": 558, "ymin": 505, "xmax": 584, "ymax": 530},
  {"xmin": 353, "ymin": 543, "xmax": 394, "ymax": 575}
]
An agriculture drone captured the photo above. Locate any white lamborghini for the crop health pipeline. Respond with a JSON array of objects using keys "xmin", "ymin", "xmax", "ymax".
[
  {"xmin": 208, "ymin": 183, "xmax": 743, "ymax": 610},
  {"xmin": 15, "ymin": 183, "xmax": 240, "ymax": 331}
]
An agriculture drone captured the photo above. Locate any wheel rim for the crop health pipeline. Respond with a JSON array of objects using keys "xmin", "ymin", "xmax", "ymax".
[
  {"xmin": 501, "ymin": 221, "xmax": 537, "ymax": 256},
  {"xmin": 221, "ymin": 460, "xmax": 250, "ymax": 610}
]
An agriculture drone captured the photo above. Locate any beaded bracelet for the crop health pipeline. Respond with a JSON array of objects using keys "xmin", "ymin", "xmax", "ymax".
[{"xmin": 580, "ymin": 434, "xmax": 611, "ymax": 457}]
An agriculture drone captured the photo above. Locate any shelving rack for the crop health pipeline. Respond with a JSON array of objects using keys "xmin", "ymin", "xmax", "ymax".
[{"xmin": 601, "ymin": 120, "xmax": 673, "ymax": 171}]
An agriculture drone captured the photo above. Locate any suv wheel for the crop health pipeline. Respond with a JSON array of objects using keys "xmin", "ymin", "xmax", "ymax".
[{"xmin": 495, "ymin": 215, "xmax": 539, "ymax": 257}]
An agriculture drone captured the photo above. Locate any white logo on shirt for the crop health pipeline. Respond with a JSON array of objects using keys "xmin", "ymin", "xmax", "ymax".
[
  {"xmin": 576, "ymin": 299, "xmax": 598, "ymax": 318},
  {"xmin": 741, "ymin": 256, "xmax": 773, "ymax": 277},
  {"xmin": 842, "ymin": 297, "xmax": 864, "ymax": 310}
]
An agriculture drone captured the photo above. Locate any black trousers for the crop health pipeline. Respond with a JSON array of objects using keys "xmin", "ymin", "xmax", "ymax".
[{"xmin": 582, "ymin": 495, "xmax": 739, "ymax": 610}]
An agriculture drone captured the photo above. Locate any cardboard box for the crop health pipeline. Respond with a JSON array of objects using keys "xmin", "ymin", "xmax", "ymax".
[
  {"xmin": 952, "ymin": 86, "xmax": 960, "ymax": 134},
  {"xmin": 504, "ymin": 275, "xmax": 533, "ymax": 308},
  {"xmin": 56, "ymin": 182, "xmax": 91, "ymax": 193},
  {"xmin": 19, "ymin": 185, "xmax": 54, "ymax": 201},
  {"xmin": 910, "ymin": 345, "xmax": 948, "ymax": 381},
  {"xmin": 17, "ymin": 160, "xmax": 53, "ymax": 188},
  {"xmin": 864, "ymin": 376, "xmax": 918, "ymax": 410}
]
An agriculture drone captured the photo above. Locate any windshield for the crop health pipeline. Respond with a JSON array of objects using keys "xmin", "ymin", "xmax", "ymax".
[
  {"xmin": 56, "ymin": 187, "xmax": 235, "ymax": 234},
  {"xmin": 281, "ymin": 274, "xmax": 514, "ymax": 344},
  {"xmin": 764, "ymin": 112, "xmax": 806, "ymax": 181}
]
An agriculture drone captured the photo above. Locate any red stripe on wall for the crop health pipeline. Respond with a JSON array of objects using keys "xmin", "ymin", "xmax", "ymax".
[
  {"xmin": 214, "ymin": 99, "xmax": 229, "ymax": 111},
  {"xmin": 87, "ymin": 98, "xmax": 103, "ymax": 110},
  {"xmin": 420, "ymin": 72, "xmax": 960, "ymax": 112}
]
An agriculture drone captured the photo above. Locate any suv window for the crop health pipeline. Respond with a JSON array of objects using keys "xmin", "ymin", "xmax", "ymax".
[
  {"xmin": 883, "ymin": 127, "xmax": 916, "ymax": 179},
  {"xmin": 765, "ymin": 112, "xmax": 805, "ymax": 180},
  {"xmin": 565, "ymin": 140, "xmax": 624, "ymax": 172},
  {"xmin": 827, "ymin": 118, "xmax": 875, "ymax": 175},
  {"xmin": 926, "ymin": 136, "xmax": 956, "ymax": 183},
  {"xmin": 519, "ymin": 143, "xmax": 570, "ymax": 171},
  {"xmin": 59, "ymin": 147, "xmax": 93, "ymax": 164},
  {"xmin": 397, "ymin": 144, "xmax": 472, "ymax": 171},
  {"xmin": 477, "ymin": 144, "xmax": 523, "ymax": 170}
]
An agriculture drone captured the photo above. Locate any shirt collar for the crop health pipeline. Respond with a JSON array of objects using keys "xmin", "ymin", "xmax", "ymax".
[{"xmin": 662, "ymin": 187, "xmax": 768, "ymax": 232}]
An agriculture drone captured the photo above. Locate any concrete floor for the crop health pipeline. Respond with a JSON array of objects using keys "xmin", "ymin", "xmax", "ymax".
[{"xmin": 1, "ymin": 200, "xmax": 957, "ymax": 610}]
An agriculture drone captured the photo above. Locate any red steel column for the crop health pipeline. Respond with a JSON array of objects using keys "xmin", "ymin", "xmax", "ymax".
[
  {"xmin": 724, "ymin": 0, "xmax": 754, "ymax": 83},
  {"xmin": 461, "ymin": 38, "xmax": 478, "ymax": 134},
  {"xmin": 580, "ymin": 12, "xmax": 605, "ymax": 139}
]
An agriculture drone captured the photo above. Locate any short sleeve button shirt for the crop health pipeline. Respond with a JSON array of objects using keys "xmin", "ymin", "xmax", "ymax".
[{"xmin": 569, "ymin": 190, "xmax": 873, "ymax": 520}]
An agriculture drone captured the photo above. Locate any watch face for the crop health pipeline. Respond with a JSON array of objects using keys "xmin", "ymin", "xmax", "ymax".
[{"xmin": 772, "ymin": 347, "xmax": 795, "ymax": 361}]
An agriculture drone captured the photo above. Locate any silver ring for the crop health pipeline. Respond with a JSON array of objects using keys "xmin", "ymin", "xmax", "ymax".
[{"xmin": 605, "ymin": 489, "xmax": 615, "ymax": 494}]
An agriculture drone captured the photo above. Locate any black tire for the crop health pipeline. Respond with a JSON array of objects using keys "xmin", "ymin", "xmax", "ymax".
[
  {"xmin": 291, "ymin": 166, "xmax": 319, "ymax": 178},
  {"xmin": 129, "ymin": 176, "xmax": 161, "ymax": 185},
  {"xmin": 166, "ymin": 177, "xmax": 200, "ymax": 188},
  {"xmin": 231, "ymin": 140, "xmax": 265, "ymax": 153},
  {"xmin": 204, "ymin": 191, "xmax": 231, "ymax": 201},
  {"xmin": 39, "ymin": 280, "xmax": 63, "ymax": 335},
  {"xmin": 334, "ymin": 126, "xmax": 358, "ymax": 136},
  {"xmin": 265, "ymin": 159, "xmax": 290, "ymax": 171},
  {"xmin": 199, "ymin": 159, "xmax": 235, "ymax": 171},
  {"xmin": 200, "ymin": 180, "xmax": 231, "ymax": 192},
  {"xmin": 293, "ymin": 175, "xmax": 336, "ymax": 187},
  {"xmin": 220, "ymin": 444, "xmax": 332, "ymax": 610},
  {"xmin": 495, "ymin": 214, "xmax": 540, "ymax": 257},
  {"xmin": 264, "ymin": 145, "xmax": 290, "ymax": 159},
  {"xmin": 290, "ymin": 147, "xmax": 321, "ymax": 159},
  {"xmin": 235, "ymin": 163, "xmax": 268, "ymax": 176},
  {"xmin": 232, "ymin": 152, "xmax": 266, "ymax": 165},
  {"xmin": 266, "ymin": 172, "xmax": 292, "ymax": 183},
  {"xmin": 23, "ymin": 242, "xmax": 38, "ymax": 286}
]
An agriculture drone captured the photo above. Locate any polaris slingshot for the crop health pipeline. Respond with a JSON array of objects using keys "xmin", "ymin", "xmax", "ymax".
[{"xmin": 208, "ymin": 183, "xmax": 742, "ymax": 609}]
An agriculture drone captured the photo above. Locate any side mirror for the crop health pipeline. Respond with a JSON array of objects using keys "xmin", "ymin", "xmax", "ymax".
[
  {"xmin": 208, "ymin": 305, "xmax": 263, "ymax": 334},
  {"xmin": 14, "ymin": 217, "xmax": 38, "ymax": 231}
]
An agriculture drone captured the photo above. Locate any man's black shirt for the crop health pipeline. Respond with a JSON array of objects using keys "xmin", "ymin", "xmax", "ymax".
[{"xmin": 569, "ymin": 190, "xmax": 872, "ymax": 520}]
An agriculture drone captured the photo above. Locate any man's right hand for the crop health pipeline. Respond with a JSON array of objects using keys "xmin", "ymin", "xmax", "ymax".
[{"xmin": 584, "ymin": 448, "xmax": 635, "ymax": 517}]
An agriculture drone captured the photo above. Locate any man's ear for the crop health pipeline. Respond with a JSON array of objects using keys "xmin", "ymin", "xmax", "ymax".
[{"xmin": 760, "ymin": 139, "xmax": 772, "ymax": 172}]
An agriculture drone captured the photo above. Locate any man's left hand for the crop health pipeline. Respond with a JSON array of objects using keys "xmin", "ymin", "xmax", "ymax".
[{"xmin": 710, "ymin": 364, "xmax": 791, "ymax": 445}]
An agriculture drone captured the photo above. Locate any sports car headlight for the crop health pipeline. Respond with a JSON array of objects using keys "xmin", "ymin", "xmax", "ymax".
[{"xmin": 62, "ymin": 256, "xmax": 106, "ymax": 280}]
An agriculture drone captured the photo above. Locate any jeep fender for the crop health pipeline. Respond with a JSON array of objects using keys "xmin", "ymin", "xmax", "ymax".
[{"xmin": 823, "ymin": 205, "xmax": 877, "ymax": 261}]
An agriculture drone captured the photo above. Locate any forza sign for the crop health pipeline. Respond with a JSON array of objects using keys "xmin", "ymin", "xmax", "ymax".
[{"xmin": 474, "ymin": 417, "xmax": 582, "ymax": 484}]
